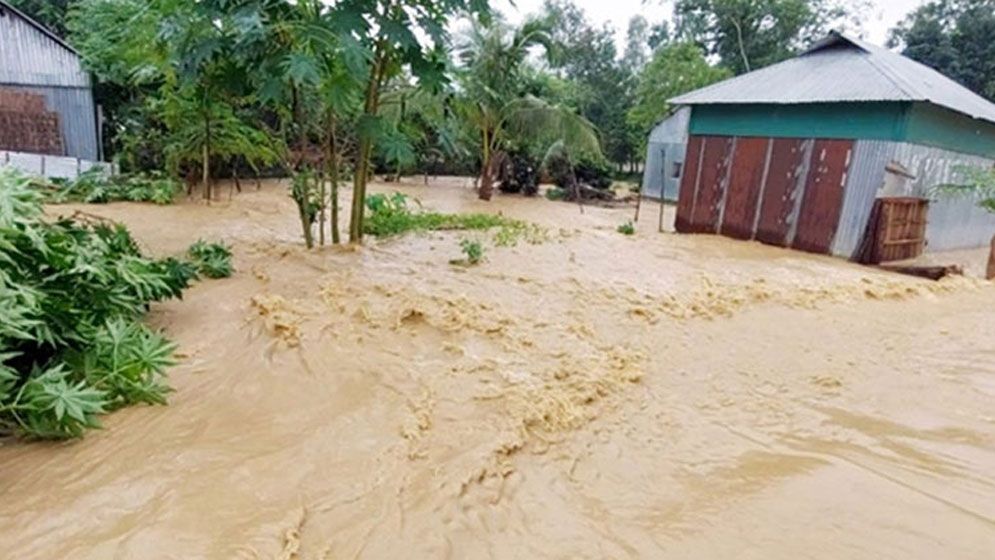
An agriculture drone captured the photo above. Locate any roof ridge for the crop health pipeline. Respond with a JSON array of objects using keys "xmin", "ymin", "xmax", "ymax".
[
  {"xmin": 858, "ymin": 49, "xmax": 922, "ymax": 101},
  {"xmin": 0, "ymin": 0, "xmax": 80, "ymax": 56}
]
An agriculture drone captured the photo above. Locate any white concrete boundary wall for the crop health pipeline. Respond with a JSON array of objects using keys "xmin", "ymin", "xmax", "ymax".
[{"xmin": 1, "ymin": 150, "xmax": 114, "ymax": 180}]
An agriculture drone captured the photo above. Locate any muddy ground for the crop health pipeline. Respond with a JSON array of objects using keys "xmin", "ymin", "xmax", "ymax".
[{"xmin": 2, "ymin": 178, "xmax": 994, "ymax": 559}]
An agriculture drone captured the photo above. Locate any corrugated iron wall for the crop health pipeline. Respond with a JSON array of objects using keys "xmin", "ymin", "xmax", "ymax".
[
  {"xmin": 676, "ymin": 134, "xmax": 855, "ymax": 255},
  {"xmin": 890, "ymin": 143, "xmax": 995, "ymax": 252},
  {"xmin": 642, "ymin": 108, "xmax": 690, "ymax": 200},
  {"xmin": 0, "ymin": 7, "xmax": 90, "ymax": 87},
  {"xmin": 0, "ymin": 7, "xmax": 98, "ymax": 160},
  {"xmin": 0, "ymin": 85, "xmax": 99, "ymax": 160},
  {"xmin": 830, "ymin": 139, "xmax": 893, "ymax": 257}
]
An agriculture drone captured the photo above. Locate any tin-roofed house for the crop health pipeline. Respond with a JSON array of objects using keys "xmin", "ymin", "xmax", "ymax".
[
  {"xmin": 668, "ymin": 31, "xmax": 995, "ymax": 261},
  {"xmin": 0, "ymin": 0, "xmax": 102, "ymax": 176}
]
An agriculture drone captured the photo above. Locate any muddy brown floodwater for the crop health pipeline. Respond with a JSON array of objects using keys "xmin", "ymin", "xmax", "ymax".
[{"xmin": 2, "ymin": 178, "xmax": 995, "ymax": 559}]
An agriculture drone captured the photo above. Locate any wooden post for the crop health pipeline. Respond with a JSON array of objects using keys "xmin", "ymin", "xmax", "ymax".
[
  {"xmin": 987, "ymin": 234, "xmax": 995, "ymax": 280},
  {"xmin": 658, "ymin": 197, "xmax": 666, "ymax": 233},
  {"xmin": 633, "ymin": 187, "xmax": 642, "ymax": 223}
]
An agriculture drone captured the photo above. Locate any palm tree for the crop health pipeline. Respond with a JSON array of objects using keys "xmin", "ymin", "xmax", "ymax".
[{"xmin": 456, "ymin": 18, "xmax": 602, "ymax": 200}]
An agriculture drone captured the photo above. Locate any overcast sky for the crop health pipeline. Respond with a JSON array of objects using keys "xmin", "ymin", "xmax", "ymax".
[{"xmin": 491, "ymin": 0, "xmax": 926, "ymax": 51}]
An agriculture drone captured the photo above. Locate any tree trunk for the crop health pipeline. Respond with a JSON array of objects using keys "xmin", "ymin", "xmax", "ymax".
[
  {"xmin": 478, "ymin": 129, "xmax": 493, "ymax": 201},
  {"xmin": 987, "ymin": 234, "xmax": 995, "ymax": 280},
  {"xmin": 326, "ymin": 112, "xmax": 340, "ymax": 245},
  {"xmin": 318, "ymin": 168, "xmax": 326, "ymax": 247},
  {"xmin": 348, "ymin": 44, "xmax": 386, "ymax": 244},
  {"xmin": 202, "ymin": 115, "xmax": 211, "ymax": 201}
]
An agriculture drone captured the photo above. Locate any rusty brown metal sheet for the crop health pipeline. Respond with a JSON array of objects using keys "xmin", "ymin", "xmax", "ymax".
[
  {"xmin": 792, "ymin": 139, "xmax": 853, "ymax": 254},
  {"xmin": 675, "ymin": 135, "xmax": 704, "ymax": 233},
  {"xmin": 688, "ymin": 136, "xmax": 734, "ymax": 234},
  {"xmin": 720, "ymin": 137, "xmax": 770, "ymax": 240},
  {"xmin": 755, "ymin": 138, "xmax": 807, "ymax": 247}
]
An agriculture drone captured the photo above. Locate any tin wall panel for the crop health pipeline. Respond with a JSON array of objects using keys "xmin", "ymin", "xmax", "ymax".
[
  {"xmin": 0, "ymin": 7, "xmax": 90, "ymax": 87},
  {"xmin": 755, "ymin": 138, "xmax": 807, "ymax": 246},
  {"xmin": 675, "ymin": 135, "xmax": 704, "ymax": 233},
  {"xmin": 720, "ymin": 137, "xmax": 769, "ymax": 239},
  {"xmin": 831, "ymin": 139, "xmax": 895, "ymax": 257},
  {"xmin": 689, "ymin": 136, "xmax": 734, "ymax": 233},
  {"xmin": 890, "ymin": 143, "xmax": 995, "ymax": 252},
  {"xmin": 793, "ymin": 139, "xmax": 853, "ymax": 253}
]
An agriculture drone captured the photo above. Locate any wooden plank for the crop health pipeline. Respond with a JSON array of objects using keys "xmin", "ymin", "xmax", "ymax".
[
  {"xmin": 755, "ymin": 138, "xmax": 806, "ymax": 247},
  {"xmin": 675, "ymin": 135, "xmax": 704, "ymax": 233},
  {"xmin": 720, "ymin": 137, "xmax": 769, "ymax": 240},
  {"xmin": 793, "ymin": 139, "xmax": 853, "ymax": 254}
]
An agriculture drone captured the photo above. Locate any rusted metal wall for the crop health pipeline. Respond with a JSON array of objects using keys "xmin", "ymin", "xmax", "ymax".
[{"xmin": 675, "ymin": 134, "xmax": 855, "ymax": 255}]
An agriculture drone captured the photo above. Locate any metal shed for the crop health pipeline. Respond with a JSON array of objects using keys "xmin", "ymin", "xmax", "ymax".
[
  {"xmin": 641, "ymin": 107, "xmax": 690, "ymax": 200},
  {"xmin": 0, "ymin": 0, "xmax": 100, "ymax": 161},
  {"xmin": 668, "ymin": 32, "xmax": 995, "ymax": 259}
]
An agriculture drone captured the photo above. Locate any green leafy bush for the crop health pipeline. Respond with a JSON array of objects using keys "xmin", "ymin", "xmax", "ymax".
[
  {"xmin": 617, "ymin": 221, "xmax": 636, "ymax": 235},
  {"xmin": 460, "ymin": 239, "xmax": 484, "ymax": 265},
  {"xmin": 0, "ymin": 168, "xmax": 196, "ymax": 439},
  {"xmin": 187, "ymin": 240, "xmax": 233, "ymax": 279},
  {"xmin": 574, "ymin": 157, "xmax": 614, "ymax": 191},
  {"xmin": 545, "ymin": 186, "xmax": 567, "ymax": 201},
  {"xmin": 44, "ymin": 170, "xmax": 181, "ymax": 205},
  {"xmin": 364, "ymin": 192, "xmax": 512, "ymax": 237}
]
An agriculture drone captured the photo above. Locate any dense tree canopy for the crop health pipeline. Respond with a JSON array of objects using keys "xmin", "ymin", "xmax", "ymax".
[
  {"xmin": 627, "ymin": 42, "xmax": 730, "ymax": 142},
  {"xmin": 889, "ymin": 0, "xmax": 995, "ymax": 101},
  {"xmin": 673, "ymin": 0, "xmax": 866, "ymax": 74}
]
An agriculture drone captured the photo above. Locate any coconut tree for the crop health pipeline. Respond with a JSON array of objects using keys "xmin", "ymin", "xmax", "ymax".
[{"xmin": 456, "ymin": 18, "xmax": 603, "ymax": 200}]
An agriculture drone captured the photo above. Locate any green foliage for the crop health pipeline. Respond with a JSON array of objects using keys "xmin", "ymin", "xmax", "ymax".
[
  {"xmin": 363, "ymin": 192, "xmax": 530, "ymax": 239},
  {"xmin": 674, "ymin": 0, "xmax": 865, "ymax": 75},
  {"xmin": 459, "ymin": 239, "xmax": 485, "ymax": 265},
  {"xmin": 0, "ymin": 168, "xmax": 195, "ymax": 439},
  {"xmin": 545, "ymin": 186, "xmax": 567, "ymax": 201},
  {"xmin": 890, "ymin": 0, "xmax": 995, "ymax": 100},
  {"xmin": 6, "ymin": 0, "xmax": 73, "ymax": 36},
  {"xmin": 628, "ymin": 42, "xmax": 731, "ymax": 139},
  {"xmin": 43, "ymin": 170, "xmax": 181, "ymax": 205},
  {"xmin": 186, "ymin": 240, "xmax": 233, "ymax": 279},
  {"xmin": 933, "ymin": 165, "xmax": 995, "ymax": 213},
  {"xmin": 617, "ymin": 221, "xmax": 636, "ymax": 235},
  {"xmin": 542, "ymin": 0, "xmax": 639, "ymax": 168}
]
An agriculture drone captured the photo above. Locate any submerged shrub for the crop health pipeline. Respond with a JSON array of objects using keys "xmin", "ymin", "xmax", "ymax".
[
  {"xmin": 364, "ymin": 192, "xmax": 513, "ymax": 237},
  {"xmin": 42, "ymin": 169, "xmax": 181, "ymax": 205},
  {"xmin": 187, "ymin": 240, "xmax": 233, "ymax": 279},
  {"xmin": 0, "ymin": 168, "xmax": 196, "ymax": 439},
  {"xmin": 617, "ymin": 221, "xmax": 635, "ymax": 235},
  {"xmin": 460, "ymin": 239, "xmax": 485, "ymax": 265}
]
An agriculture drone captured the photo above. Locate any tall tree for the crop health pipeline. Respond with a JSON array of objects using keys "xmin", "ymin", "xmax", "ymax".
[
  {"xmin": 673, "ymin": 0, "xmax": 866, "ymax": 75},
  {"xmin": 889, "ymin": 0, "xmax": 995, "ymax": 101},
  {"xmin": 542, "ymin": 0, "xmax": 638, "ymax": 171},
  {"xmin": 622, "ymin": 16, "xmax": 651, "ymax": 72},
  {"xmin": 326, "ymin": 0, "xmax": 490, "ymax": 243},
  {"xmin": 627, "ymin": 42, "xmax": 730, "ymax": 144}
]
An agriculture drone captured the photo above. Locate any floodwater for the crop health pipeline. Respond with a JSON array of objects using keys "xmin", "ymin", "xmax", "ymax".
[{"xmin": 3, "ymin": 178, "xmax": 995, "ymax": 559}]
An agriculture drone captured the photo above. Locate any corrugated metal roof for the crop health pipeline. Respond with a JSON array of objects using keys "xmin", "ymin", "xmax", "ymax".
[{"xmin": 671, "ymin": 32, "xmax": 995, "ymax": 126}]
